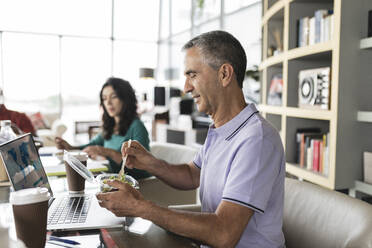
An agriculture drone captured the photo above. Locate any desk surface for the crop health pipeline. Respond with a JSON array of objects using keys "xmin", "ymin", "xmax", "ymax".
[
  {"xmin": 41, "ymin": 156, "xmax": 109, "ymax": 177},
  {"xmin": 1, "ymin": 201, "xmax": 198, "ymax": 248},
  {"xmin": 46, "ymin": 221, "xmax": 199, "ymax": 248},
  {"xmin": 39, "ymin": 147, "xmax": 109, "ymax": 176},
  {"xmin": 106, "ymin": 224, "xmax": 199, "ymax": 248}
]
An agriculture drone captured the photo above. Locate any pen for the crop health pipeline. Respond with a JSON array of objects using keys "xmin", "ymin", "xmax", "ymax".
[
  {"xmin": 47, "ymin": 240, "xmax": 75, "ymax": 248},
  {"xmin": 49, "ymin": 236, "xmax": 81, "ymax": 245}
]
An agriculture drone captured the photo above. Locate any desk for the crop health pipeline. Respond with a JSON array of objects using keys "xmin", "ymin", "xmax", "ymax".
[
  {"xmin": 41, "ymin": 156, "xmax": 109, "ymax": 177},
  {"xmin": 47, "ymin": 222, "xmax": 199, "ymax": 248},
  {"xmin": 39, "ymin": 146, "xmax": 109, "ymax": 177},
  {"xmin": 1, "ymin": 201, "xmax": 199, "ymax": 248},
  {"xmin": 105, "ymin": 223, "xmax": 199, "ymax": 248}
]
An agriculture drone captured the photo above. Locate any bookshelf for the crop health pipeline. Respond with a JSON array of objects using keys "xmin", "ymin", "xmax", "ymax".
[{"xmin": 260, "ymin": 0, "xmax": 372, "ymax": 190}]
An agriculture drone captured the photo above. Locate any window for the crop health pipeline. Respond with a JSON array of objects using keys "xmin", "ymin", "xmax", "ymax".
[
  {"xmin": 2, "ymin": 33, "xmax": 59, "ymax": 113},
  {"xmin": 114, "ymin": 0, "xmax": 159, "ymax": 42},
  {"xmin": 0, "ymin": 0, "xmax": 112, "ymax": 37},
  {"xmin": 61, "ymin": 37, "xmax": 111, "ymax": 105}
]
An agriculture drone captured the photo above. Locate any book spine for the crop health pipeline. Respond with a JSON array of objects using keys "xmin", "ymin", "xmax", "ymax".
[
  {"xmin": 313, "ymin": 140, "xmax": 320, "ymax": 172},
  {"xmin": 303, "ymin": 17, "xmax": 310, "ymax": 46},
  {"xmin": 309, "ymin": 17, "xmax": 315, "ymax": 45},
  {"xmin": 315, "ymin": 10, "xmax": 328, "ymax": 43},
  {"xmin": 300, "ymin": 133, "xmax": 305, "ymax": 167},
  {"xmin": 323, "ymin": 133, "xmax": 330, "ymax": 176},
  {"xmin": 319, "ymin": 140, "xmax": 324, "ymax": 174},
  {"xmin": 298, "ymin": 18, "xmax": 304, "ymax": 47},
  {"xmin": 307, "ymin": 139, "xmax": 314, "ymax": 170}
]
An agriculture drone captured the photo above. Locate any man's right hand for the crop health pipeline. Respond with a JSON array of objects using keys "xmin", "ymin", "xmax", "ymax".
[{"xmin": 121, "ymin": 140, "xmax": 158, "ymax": 172}]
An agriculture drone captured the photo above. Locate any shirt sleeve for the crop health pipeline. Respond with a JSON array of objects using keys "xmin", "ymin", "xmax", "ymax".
[
  {"xmin": 193, "ymin": 146, "xmax": 204, "ymax": 169},
  {"xmin": 222, "ymin": 136, "xmax": 283, "ymax": 213},
  {"xmin": 79, "ymin": 133, "xmax": 104, "ymax": 149}
]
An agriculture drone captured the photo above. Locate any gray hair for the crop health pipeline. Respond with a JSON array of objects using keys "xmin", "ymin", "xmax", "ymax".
[{"xmin": 182, "ymin": 30, "xmax": 247, "ymax": 88}]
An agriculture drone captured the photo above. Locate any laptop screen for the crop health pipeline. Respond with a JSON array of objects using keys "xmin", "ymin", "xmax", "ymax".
[{"xmin": 0, "ymin": 133, "xmax": 52, "ymax": 195}]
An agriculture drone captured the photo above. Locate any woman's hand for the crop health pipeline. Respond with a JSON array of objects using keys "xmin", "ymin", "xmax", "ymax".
[
  {"xmin": 55, "ymin": 137, "xmax": 73, "ymax": 150},
  {"xmin": 83, "ymin": 145, "xmax": 105, "ymax": 160},
  {"xmin": 121, "ymin": 140, "xmax": 159, "ymax": 172}
]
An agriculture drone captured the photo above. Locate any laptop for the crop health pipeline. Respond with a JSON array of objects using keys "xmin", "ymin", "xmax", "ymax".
[{"xmin": 0, "ymin": 133, "xmax": 125, "ymax": 231}]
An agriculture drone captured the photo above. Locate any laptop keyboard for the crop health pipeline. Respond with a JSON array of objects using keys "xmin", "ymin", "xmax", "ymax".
[{"xmin": 48, "ymin": 196, "xmax": 91, "ymax": 225}]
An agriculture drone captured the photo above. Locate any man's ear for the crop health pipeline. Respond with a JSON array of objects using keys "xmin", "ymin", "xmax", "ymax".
[{"xmin": 218, "ymin": 64, "xmax": 234, "ymax": 87}]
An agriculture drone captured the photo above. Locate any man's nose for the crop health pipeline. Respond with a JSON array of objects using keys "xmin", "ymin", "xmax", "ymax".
[{"xmin": 184, "ymin": 78, "xmax": 193, "ymax": 94}]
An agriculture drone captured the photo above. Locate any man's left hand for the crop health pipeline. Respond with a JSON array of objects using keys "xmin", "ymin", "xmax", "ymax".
[{"xmin": 96, "ymin": 180, "xmax": 145, "ymax": 217}]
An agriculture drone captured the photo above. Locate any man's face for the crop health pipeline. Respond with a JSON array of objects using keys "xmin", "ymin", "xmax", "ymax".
[{"xmin": 183, "ymin": 47, "xmax": 219, "ymax": 115}]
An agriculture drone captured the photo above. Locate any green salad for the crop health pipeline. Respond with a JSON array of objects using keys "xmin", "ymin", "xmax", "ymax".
[{"xmin": 101, "ymin": 174, "xmax": 134, "ymax": 192}]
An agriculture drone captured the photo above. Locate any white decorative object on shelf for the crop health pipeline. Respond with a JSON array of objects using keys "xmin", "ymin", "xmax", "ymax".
[
  {"xmin": 357, "ymin": 111, "xmax": 372, "ymax": 123},
  {"xmin": 360, "ymin": 37, "xmax": 372, "ymax": 49}
]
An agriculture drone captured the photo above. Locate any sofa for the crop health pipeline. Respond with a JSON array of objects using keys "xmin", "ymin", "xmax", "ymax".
[
  {"xmin": 170, "ymin": 178, "xmax": 372, "ymax": 248},
  {"xmin": 283, "ymin": 178, "xmax": 372, "ymax": 248},
  {"xmin": 138, "ymin": 142, "xmax": 199, "ymax": 207}
]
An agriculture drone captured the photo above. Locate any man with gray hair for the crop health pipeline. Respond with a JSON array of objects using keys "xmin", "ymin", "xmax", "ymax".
[{"xmin": 97, "ymin": 30, "xmax": 286, "ymax": 248}]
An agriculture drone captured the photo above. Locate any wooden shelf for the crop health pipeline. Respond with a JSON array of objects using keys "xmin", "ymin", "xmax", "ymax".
[
  {"xmin": 285, "ymin": 107, "xmax": 332, "ymax": 120},
  {"xmin": 259, "ymin": 53, "xmax": 284, "ymax": 70},
  {"xmin": 0, "ymin": 181, "xmax": 10, "ymax": 187},
  {"xmin": 360, "ymin": 37, "xmax": 372, "ymax": 50},
  {"xmin": 354, "ymin": 180, "xmax": 372, "ymax": 196},
  {"xmin": 287, "ymin": 41, "xmax": 333, "ymax": 60},
  {"xmin": 258, "ymin": 105, "xmax": 332, "ymax": 120},
  {"xmin": 259, "ymin": 41, "xmax": 332, "ymax": 70},
  {"xmin": 286, "ymin": 163, "xmax": 331, "ymax": 188},
  {"xmin": 357, "ymin": 111, "xmax": 372, "ymax": 123},
  {"xmin": 257, "ymin": 104, "xmax": 284, "ymax": 115},
  {"xmin": 262, "ymin": 0, "xmax": 286, "ymax": 25}
]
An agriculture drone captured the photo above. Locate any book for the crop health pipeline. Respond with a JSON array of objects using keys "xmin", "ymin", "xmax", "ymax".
[
  {"xmin": 315, "ymin": 10, "xmax": 328, "ymax": 43},
  {"xmin": 304, "ymin": 133, "xmax": 324, "ymax": 170},
  {"xmin": 296, "ymin": 128, "xmax": 321, "ymax": 165},
  {"xmin": 313, "ymin": 139, "xmax": 321, "ymax": 172},
  {"xmin": 319, "ymin": 140, "xmax": 324, "ymax": 173},
  {"xmin": 307, "ymin": 142, "xmax": 313, "ymax": 170},
  {"xmin": 309, "ymin": 16, "xmax": 316, "ymax": 45},
  {"xmin": 298, "ymin": 17, "xmax": 310, "ymax": 47}
]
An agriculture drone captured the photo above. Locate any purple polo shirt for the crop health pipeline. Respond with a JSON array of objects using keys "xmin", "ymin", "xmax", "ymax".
[{"xmin": 193, "ymin": 104, "xmax": 285, "ymax": 248}]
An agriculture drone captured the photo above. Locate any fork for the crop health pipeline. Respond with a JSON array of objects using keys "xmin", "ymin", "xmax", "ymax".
[{"xmin": 119, "ymin": 139, "xmax": 132, "ymax": 177}]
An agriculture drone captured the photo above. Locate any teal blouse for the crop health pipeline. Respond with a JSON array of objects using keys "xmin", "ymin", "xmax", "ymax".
[{"xmin": 79, "ymin": 118, "xmax": 151, "ymax": 179}]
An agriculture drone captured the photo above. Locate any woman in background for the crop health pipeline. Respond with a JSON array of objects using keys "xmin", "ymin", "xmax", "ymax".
[{"xmin": 56, "ymin": 77, "xmax": 151, "ymax": 180}]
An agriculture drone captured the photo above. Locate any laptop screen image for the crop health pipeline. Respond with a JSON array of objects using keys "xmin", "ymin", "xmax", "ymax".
[{"xmin": 0, "ymin": 133, "xmax": 52, "ymax": 196}]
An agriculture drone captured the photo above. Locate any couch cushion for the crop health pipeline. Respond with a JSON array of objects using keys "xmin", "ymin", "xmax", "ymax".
[
  {"xmin": 284, "ymin": 178, "xmax": 372, "ymax": 248},
  {"xmin": 28, "ymin": 112, "xmax": 48, "ymax": 130}
]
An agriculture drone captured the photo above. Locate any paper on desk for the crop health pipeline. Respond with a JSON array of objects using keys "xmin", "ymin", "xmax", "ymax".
[{"xmin": 45, "ymin": 234, "xmax": 100, "ymax": 248}]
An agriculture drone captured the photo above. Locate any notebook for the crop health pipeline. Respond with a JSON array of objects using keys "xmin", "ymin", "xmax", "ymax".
[{"xmin": 0, "ymin": 133, "xmax": 125, "ymax": 231}]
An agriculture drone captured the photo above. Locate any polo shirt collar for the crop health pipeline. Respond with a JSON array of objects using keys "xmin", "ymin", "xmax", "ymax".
[{"xmin": 210, "ymin": 104, "xmax": 259, "ymax": 140}]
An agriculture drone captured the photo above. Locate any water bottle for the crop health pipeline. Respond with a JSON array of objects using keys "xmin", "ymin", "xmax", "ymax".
[{"xmin": 0, "ymin": 120, "xmax": 17, "ymax": 144}]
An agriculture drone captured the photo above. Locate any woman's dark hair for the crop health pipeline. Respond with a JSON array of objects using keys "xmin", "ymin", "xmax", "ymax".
[{"xmin": 100, "ymin": 77, "xmax": 138, "ymax": 140}]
